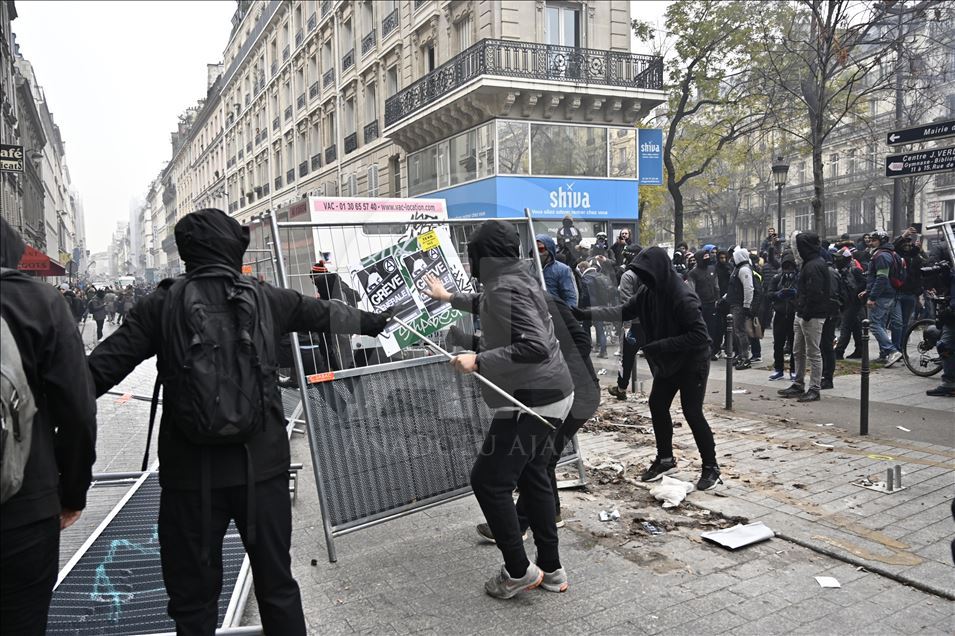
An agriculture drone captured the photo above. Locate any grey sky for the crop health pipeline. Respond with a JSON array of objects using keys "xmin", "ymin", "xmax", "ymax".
[
  {"xmin": 13, "ymin": 0, "xmax": 234, "ymax": 252},
  {"xmin": 13, "ymin": 1, "xmax": 668, "ymax": 253}
]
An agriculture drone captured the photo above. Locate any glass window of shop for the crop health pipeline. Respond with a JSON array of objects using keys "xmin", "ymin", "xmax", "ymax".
[
  {"xmin": 530, "ymin": 124, "xmax": 607, "ymax": 178},
  {"xmin": 408, "ymin": 145, "xmax": 439, "ymax": 195},
  {"xmin": 498, "ymin": 121, "xmax": 530, "ymax": 175},
  {"xmin": 609, "ymin": 127, "xmax": 636, "ymax": 178}
]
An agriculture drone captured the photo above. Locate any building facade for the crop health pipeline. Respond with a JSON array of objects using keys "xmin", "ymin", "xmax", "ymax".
[
  {"xmin": 0, "ymin": 0, "xmax": 19, "ymax": 230},
  {"xmin": 143, "ymin": 0, "xmax": 665, "ymax": 261}
]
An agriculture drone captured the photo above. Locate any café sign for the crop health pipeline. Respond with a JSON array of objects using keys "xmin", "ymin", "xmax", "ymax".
[{"xmin": 0, "ymin": 144, "xmax": 24, "ymax": 172}]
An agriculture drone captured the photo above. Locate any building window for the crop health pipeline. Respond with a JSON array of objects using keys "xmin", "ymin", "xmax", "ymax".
[
  {"xmin": 795, "ymin": 204, "xmax": 812, "ymax": 231},
  {"xmin": 386, "ymin": 65, "xmax": 399, "ymax": 97},
  {"xmin": 863, "ymin": 197, "xmax": 876, "ymax": 228},
  {"xmin": 454, "ymin": 15, "xmax": 473, "ymax": 52},
  {"xmin": 531, "ymin": 123, "xmax": 607, "ymax": 177},
  {"xmin": 389, "ymin": 155, "xmax": 401, "ymax": 196},
  {"xmin": 846, "ymin": 149, "xmax": 856, "ymax": 175},
  {"xmin": 545, "ymin": 2, "xmax": 581, "ymax": 47},
  {"xmin": 422, "ymin": 43, "xmax": 436, "ymax": 74},
  {"xmin": 828, "ymin": 153, "xmax": 839, "ymax": 179},
  {"xmin": 368, "ymin": 165, "xmax": 380, "ymax": 196},
  {"xmin": 408, "ymin": 146, "xmax": 439, "ymax": 195},
  {"xmin": 498, "ymin": 121, "xmax": 530, "ymax": 175}
]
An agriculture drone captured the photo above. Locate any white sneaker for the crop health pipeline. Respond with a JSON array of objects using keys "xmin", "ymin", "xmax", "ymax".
[
  {"xmin": 484, "ymin": 563, "xmax": 543, "ymax": 599},
  {"xmin": 885, "ymin": 351, "xmax": 903, "ymax": 368}
]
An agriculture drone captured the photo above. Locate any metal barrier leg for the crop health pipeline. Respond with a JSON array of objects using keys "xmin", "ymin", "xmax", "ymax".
[
  {"xmin": 860, "ymin": 319, "xmax": 870, "ymax": 436},
  {"xmin": 267, "ymin": 210, "xmax": 338, "ymax": 563},
  {"xmin": 725, "ymin": 313, "xmax": 734, "ymax": 411}
]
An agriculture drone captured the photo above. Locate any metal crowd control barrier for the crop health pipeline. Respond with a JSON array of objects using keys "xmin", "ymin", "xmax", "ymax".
[{"xmin": 265, "ymin": 212, "xmax": 587, "ymax": 562}]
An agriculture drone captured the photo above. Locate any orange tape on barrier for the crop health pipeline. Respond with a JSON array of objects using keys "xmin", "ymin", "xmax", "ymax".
[{"xmin": 307, "ymin": 372, "xmax": 335, "ymax": 384}]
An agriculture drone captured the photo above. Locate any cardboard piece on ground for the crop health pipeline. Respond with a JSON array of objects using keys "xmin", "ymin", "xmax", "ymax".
[
  {"xmin": 701, "ymin": 522, "xmax": 774, "ymax": 550},
  {"xmin": 814, "ymin": 576, "xmax": 841, "ymax": 588}
]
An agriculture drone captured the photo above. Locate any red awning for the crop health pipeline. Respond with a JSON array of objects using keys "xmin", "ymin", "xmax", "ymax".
[{"xmin": 18, "ymin": 244, "xmax": 66, "ymax": 277}]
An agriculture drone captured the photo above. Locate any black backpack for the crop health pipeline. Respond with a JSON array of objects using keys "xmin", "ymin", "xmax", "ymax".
[
  {"xmin": 142, "ymin": 266, "xmax": 275, "ymax": 469},
  {"xmin": 828, "ymin": 267, "xmax": 849, "ymax": 313}
]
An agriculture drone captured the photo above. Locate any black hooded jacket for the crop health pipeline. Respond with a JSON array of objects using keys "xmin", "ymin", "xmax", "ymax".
[
  {"xmin": 87, "ymin": 209, "xmax": 389, "ymax": 490},
  {"xmin": 686, "ymin": 251, "xmax": 719, "ymax": 304},
  {"xmin": 450, "ymin": 220, "xmax": 573, "ymax": 409},
  {"xmin": 794, "ymin": 232, "xmax": 831, "ymax": 320},
  {"xmin": 587, "ymin": 247, "xmax": 710, "ymax": 378},
  {"xmin": 0, "ymin": 218, "xmax": 97, "ymax": 530}
]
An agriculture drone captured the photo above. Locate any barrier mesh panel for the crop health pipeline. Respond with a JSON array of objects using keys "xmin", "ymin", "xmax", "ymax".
[
  {"xmin": 48, "ymin": 474, "xmax": 245, "ymax": 635},
  {"xmin": 301, "ymin": 358, "xmax": 579, "ymax": 530}
]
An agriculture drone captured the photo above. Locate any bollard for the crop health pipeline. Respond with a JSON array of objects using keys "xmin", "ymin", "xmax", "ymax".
[
  {"xmin": 885, "ymin": 467, "xmax": 894, "ymax": 492},
  {"xmin": 894, "ymin": 464, "xmax": 902, "ymax": 488},
  {"xmin": 860, "ymin": 319, "xmax": 870, "ymax": 436},
  {"xmin": 725, "ymin": 313, "xmax": 734, "ymax": 411}
]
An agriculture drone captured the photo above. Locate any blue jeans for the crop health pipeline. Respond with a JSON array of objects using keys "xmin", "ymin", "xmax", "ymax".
[
  {"xmin": 594, "ymin": 321, "xmax": 607, "ymax": 355},
  {"xmin": 897, "ymin": 293, "xmax": 918, "ymax": 334},
  {"xmin": 869, "ymin": 296, "xmax": 902, "ymax": 356}
]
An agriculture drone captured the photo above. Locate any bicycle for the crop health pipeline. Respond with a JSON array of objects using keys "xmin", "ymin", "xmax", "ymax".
[{"xmin": 900, "ymin": 290, "xmax": 947, "ymax": 377}]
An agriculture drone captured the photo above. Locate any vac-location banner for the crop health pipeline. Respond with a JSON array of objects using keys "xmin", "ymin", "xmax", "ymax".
[
  {"xmin": 638, "ymin": 128, "xmax": 664, "ymax": 186},
  {"xmin": 350, "ymin": 226, "xmax": 472, "ymax": 356}
]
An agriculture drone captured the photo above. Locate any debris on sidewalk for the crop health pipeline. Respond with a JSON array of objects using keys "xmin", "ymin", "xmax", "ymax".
[
  {"xmin": 649, "ymin": 475, "xmax": 695, "ymax": 508},
  {"xmin": 813, "ymin": 441, "xmax": 835, "ymax": 449},
  {"xmin": 814, "ymin": 576, "xmax": 841, "ymax": 588},
  {"xmin": 640, "ymin": 521, "xmax": 665, "ymax": 535},
  {"xmin": 701, "ymin": 521, "xmax": 775, "ymax": 550},
  {"xmin": 598, "ymin": 509, "xmax": 621, "ymax": 522},
  {"xmin": 896, "ymin": 425, "xmax": 911, "ymax": 432},
  {"xmin": 731, "ymin": 389, "xmax": 749, "ymax": 394}
]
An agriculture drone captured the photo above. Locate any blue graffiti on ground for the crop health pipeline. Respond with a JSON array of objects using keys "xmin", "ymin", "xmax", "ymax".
[{"xmin": 90, "ymin": 524, "xmax": 163, "ymax": 622}]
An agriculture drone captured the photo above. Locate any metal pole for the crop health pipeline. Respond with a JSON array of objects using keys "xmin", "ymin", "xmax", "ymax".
[
  {"xmin": 860, "ymin": 318, "xmax": 870, "ymax": 436},
  {"xmin": 777, "ymin": 184, "xmax": 783, "ymax": 236},
  {"xmin": 891, "ymin": 1, "xmax": 905, "ymax": 237},
  {"xmin": 725, "ymin": 313, "xmax": 734, "ymax": 411},
  {"xmin": 266, "ymin": 210, "xmax": 339, "ymax": 562},
  {"xmin": 525, "ymin": 208, "xmax": 547, "ymax": 289},
  {"xmin": 393, "ymin": 317, "xmax": 556, "ymax": 430}
]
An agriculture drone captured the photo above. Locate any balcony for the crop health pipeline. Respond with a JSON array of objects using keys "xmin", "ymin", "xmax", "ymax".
[
  {"xmin": 282, "ymin": 45, "xmax": 290, "ymax": 61},
  {"xmin": 299, "ymin": 161, "xmax": 308, "ymax": 178},
  {"xmin": 308, "ymin": 13, "xmax": 317, "ymax": 32},
  {"xmin": 384, "ymin": 38, "xmax": 665, "ymax": 146},
  {"xmin": 325, "ymin": 144, "xmax": 337, "ymax": 164},
  {"xmin": 414, "ymin": 0, "xmax": 427, "ymax": 11},
  {"xmin": 382, "ymin": 8, "xmax": 398, "ymax": 37},
  {"xmin": 284, "ymin": 105, "xmax": 293, "ymax": 120},
  {"xmin": 309, "ymin": 81, "xmax": 320, "ymax": 99},
  {"xmin": 295, "ymin": 29, "xmax": 303, "ymax": 48},
  {"xmin": 321, "ymin": 0, "xmax": 331, "ymax": 18},
  {"xmin": 323, "ymin": 68, "xmax": 335, "ymax": 88},
  {"xmin": 272, "ymin": 116, "xmax": 280, "ymax": 131},
  {"xmin": 364, "ymin": 119, "xmax": 379, "ymax": 144},
  {"xmin": 271, "ymin": 60, "xmax": 278, "ymax": 77},
  {"xmin": 275, "ymin": 176, "xmax": 283, "ymax": 190},
  {"xmin": 362, "ymin": 29, "xmax": 376, "ymax": 56},
  {"xmin": 342, "ymin": 49, "xmax": 355, "ymax": 71},
  {"xmin": 344, "ymin": 132, "xmax": 358, "ymax": 154},
  {"xmin": 311, "ymin": 153, "xmax": 322, "ymax": 171},
  {"xmin": 287, "ymin": 169, "xmax": 296, "ymax": 184},
  {"xmin": 297, "ymin": 93, "xmax": 306, "ymax": 109}
]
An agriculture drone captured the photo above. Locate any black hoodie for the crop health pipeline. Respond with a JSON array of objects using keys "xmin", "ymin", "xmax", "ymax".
[
  {"xmin": 450, "ymin": 220, "xmax": 573, "ymax": 408},
  {"xmin": 0, "ymin": 218, "xmax": 97, "ymax": 530},
  {"xmin": 87, "ymin": 209, "xmax": 389, "ymax": 490},
  {"xmin": 794, "ymin": 232, "xmax": 831, "ymax": 320},
  {"xmin": 588, "ymin": 246, "xmax": 710, "ymax": 378}
]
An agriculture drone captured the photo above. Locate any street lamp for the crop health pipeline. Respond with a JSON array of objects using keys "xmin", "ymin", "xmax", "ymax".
[{"xmin": 771, "ymin": 155, "xmax": 790, "ymax": 236}]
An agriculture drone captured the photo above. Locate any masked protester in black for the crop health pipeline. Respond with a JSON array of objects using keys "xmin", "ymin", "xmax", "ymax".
[
  {"xmin": 574, "ymin": 246, "xmax": 721, "ymax": 491},
  {"xmin": 86, "ymin": 209, "xmax": 392, "ymax": 636},
  {"xmin": 424, "ymin": 219, "xmax": 574, "ymax": 599}
]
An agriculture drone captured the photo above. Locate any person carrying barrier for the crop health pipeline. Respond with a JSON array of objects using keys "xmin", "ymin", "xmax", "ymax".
[
  {"xmin": 86, "ymin": 208, "xmax": 392, "ymax": 635},
  {"xmin": 0, "ymin": 218, "xmax": 98, "ymax": 636},
  {"xmin": 573, "ymin": 246, "xmax": 721, "ymax": 492},
  {"xmin": 423, "ymin": 219, "xmax": 574, "ymax": 600}
]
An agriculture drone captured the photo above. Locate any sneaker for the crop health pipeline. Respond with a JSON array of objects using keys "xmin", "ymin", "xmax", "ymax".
[
  {"xmin": 614, "ymin": 350, "xmax": 622, "ymax": 357},
  {"xmin": 845, "ymin": 350, "xmax": 862, "ymax": 359},
  {"xmin": 734, "ymin": 359, "xmax": 751, "ymax": 370},
  {"xmin": 607, "ymin": 385, "xmax": 627, "ymax": 401},
  {"xmin": 598, "ymin": 351, "xmax": 609, "ymax": 359},
  {"xmin": 555, "ymin": 514, "xmax": 566, "ymax": 529},
  {"xmin": 484, "ymin": 563, "xmax": 543, "ymax": 599},
  {"xmin": 884, "ymin": 351, "xmax": 903, "ymax": 368},
  {"xmin": 749, "ymin": 356, "xmax": 762, "ymax": 364},
  {"xmin": 540, "ymin": 567, "xmax": 569, "ymax": 593},
  {"xmin": 711, "ymin": 354, "xmax": 720, "ymax": 361},
  {"xmin": 797, "ymin": 388, "xmax": 821, "ymax": 402},
  {"xmin": 926, "ymin": 385, "xmax": 955, "ymax": 397},
  {"xmin": 640, "ymin": 457, "xmax": 677, "ymax": 482},
  {"xmin": 696, "ymin": 465, "xmax": 722, "ymax": 491},
  {"xmin": 874, "ymin": 356, "xmax": 888, "ymax": 365},
  {"xmin": 777, "ymin": 384, "xmax": 805, "ymax": 398},
  {"xmin": 789, "ymin": 372, "xmax": 797, "ymax": 382},
  {"xmin": 768, "ymin": 370, "xmax": 785, "ymax": 381},
  {"xmin": 820, "ymin": 378, "xmax": 834, "ymax": 390},
  {"xmin": 476, "ymin": 523, "xmax": 528, "ymax": 544}
]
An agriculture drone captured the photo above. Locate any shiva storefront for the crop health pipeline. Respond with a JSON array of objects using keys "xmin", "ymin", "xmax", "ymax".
[{"xmin": 409, "ymin": 119, "xmax": 652, "ymax": 246}]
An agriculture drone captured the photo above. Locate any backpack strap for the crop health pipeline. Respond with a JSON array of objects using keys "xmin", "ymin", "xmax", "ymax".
[{"xmin": 141, "ymin": 376, "xmax": 162, "ymax": 472}]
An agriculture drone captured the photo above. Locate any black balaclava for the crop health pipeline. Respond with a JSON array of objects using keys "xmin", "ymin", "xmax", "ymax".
[
  {"xmin": 466, "ymin": 220, "xmax": 520, "ymax": 281},
  {"xmin": 174, "ymin": 208, "xmax": 250, "ymax": 272}
]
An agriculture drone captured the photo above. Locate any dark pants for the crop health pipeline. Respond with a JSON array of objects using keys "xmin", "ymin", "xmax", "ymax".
[
  {"xmin": 617, "ymin": 324, "xmax": 640, "ymax": 389},
  {"xmin": 95, "ymin": 318, "xmax": 105, "ymax": 340},
  {"xmin": 821, "ymin": 317, "xmax": 837, "ymax": 383},
  {"xmin": 1, "ymin": 516, "xmax": 59, "ymax": 636},
  {"xmin": 835, "ymin": 304, "xmax": 863, "ymax": 356},
  {"xmin": 158, "ymin": 475, "xmax": 305, "ymax": 636},
  {"xmin": 648, "ymin": 352, "xmax": 717, "ymax": 466},
  {"xmin": 471, "ymin": 411, "xmax": 563, "ymax": 577},
  {"xmin": 700, "ymin": 302, "xmax": 720, "ymax": 356},
  {"xmin": 772, "ymin": 308, "xmax": 795, "ymax": 373}
]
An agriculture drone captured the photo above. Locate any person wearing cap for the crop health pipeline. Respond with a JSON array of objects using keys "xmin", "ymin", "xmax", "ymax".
[{"xmin": 590, "ymin": 232, "xmax": 610, "ymax": 258}]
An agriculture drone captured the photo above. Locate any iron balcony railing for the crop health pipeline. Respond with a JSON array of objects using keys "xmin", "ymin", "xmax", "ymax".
[
  {"xmin": 384, "ymin": 38, "xmax": 664, "ymax": 127},
  {"xmin": 344, "ymin": 132, "xmax": 358, "ymax": 154},
  {"xmin": 323, "ymin": 68, "xmax": 335, "ymax": 88},
  {"xmin": 311, "ymin": 153, "xmax": 322, "ymax": 171},
  {"xmin": 342, "ymin": 48, "xmax": 355, "ymax": 71},
  {"xmin": 364, "ymin": 119, "xmax": 379, "ymax": 144},
  {"xmin": 272, "ymin": 116, "xmax": 280, "ymax": 131},
  {"xmin": 275, "ymin": 176, "xmax": 283, "ymax": 190},
  {"xmin": 308, "ymin": 13, "xmax": 317, "ymax": 32},
  {"xmin": 284, "ymin": 105, "xmax": 293, "ymax": 120},
  {"xmin": 297, "ymin": 93, "xmax": 306, "ymax": 109},
  {"xmin": 362, "ymin": 29, "xmax": 376, "ymax": 55},
  {"xmin": 382, "ymin": 8, "xmax": 398, "ymax": 37},
  {"xmin": 295, "ymin": 29, "xmax": 304, "ymax": 48},
  {"xmin": 309, "ymin": 81, "xmax": 320, "ymax": 99},
  {"xmin": 325, "ymin": 144, "xmax": 337, "ymax": 164},
  {"xmin": 299, "ymin": 161, "xmax": 308, "ymax": 178}
]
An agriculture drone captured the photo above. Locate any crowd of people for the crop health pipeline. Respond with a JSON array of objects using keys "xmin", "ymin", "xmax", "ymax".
[{"xmin": 56, "ymin": 282, "xmax": 152, "ymax": 340}]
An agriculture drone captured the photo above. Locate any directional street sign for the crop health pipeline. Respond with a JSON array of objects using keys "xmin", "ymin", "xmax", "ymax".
[
  {"xmin": 886, "ymin": 120, "xmax": 955, "ymax": 146},
  {"xmin": 885, "ymin": 146, "xmax": 955, "ymax": 178}
]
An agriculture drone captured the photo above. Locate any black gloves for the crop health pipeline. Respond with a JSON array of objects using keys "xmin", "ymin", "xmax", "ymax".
[
  {"xmin": 571, "ymin": 305, "xmax": 592, "ymax": 321},
  {"xmin": 446, "ymin": 325, "xmax": 472, "ymax": 349},
  {"xmin": 360, "ymin": 307, "xmax": 395, "ymax": 337}
]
